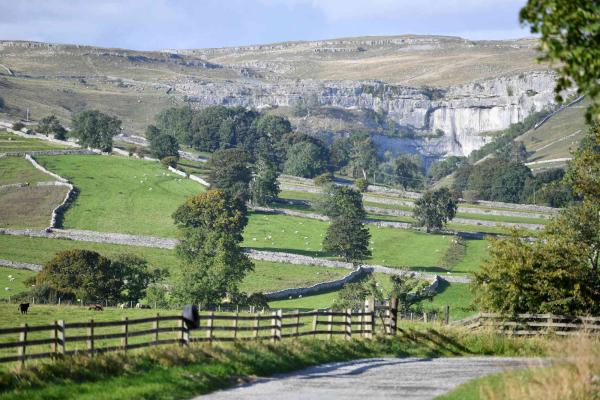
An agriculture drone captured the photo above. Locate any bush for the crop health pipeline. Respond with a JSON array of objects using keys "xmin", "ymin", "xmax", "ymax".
[
  {"xmin": 0, "ymin": 96, "xmax": 4, "ymax": 109},
  {"xmin": 314, "ymin": 172, "xmax": 334, "ymax": 186},
  {"xmin": 354, "ymin": 178, "xmax": 369, "ymax": 192},
  {"xmin": 12, "ymin": 122, "xmax": 25, "ymax": 131},
  {"xmin": 160, "ymin": 156, "xmax": 178, "ymax": 168}
]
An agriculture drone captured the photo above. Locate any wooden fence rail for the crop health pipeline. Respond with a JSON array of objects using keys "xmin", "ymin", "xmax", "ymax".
[
  {"xmin": 0, "ymin": 300, "xmax": 404, "ymax": 367},
  {"xmin": 453, "ymin": 313, "xmax": 600, "ymax": 336}
]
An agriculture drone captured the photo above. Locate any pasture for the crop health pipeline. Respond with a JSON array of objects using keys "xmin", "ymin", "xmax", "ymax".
[
  {"xmin": 35, "ymin": 155, "xmax": 203, "ymax": 237},
  {"xmin": 0, "ymin": 156, "xmax": 54, "ymax": 185},
  {"xmin": 0, "ymin": 185, "xmax": 68, "ymax": 229},
  {"xmin": 0, "ymin": 131, "xmax": 70, "ymax": 153},
  {"xmin": 0, "ymin": 235, "xmax": 350, "ymax": 297}
]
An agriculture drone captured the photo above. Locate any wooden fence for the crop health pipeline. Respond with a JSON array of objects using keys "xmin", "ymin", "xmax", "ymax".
[
  {"xmin": 454, "ymin": 313, "xmax": 600, "ymax": 336},
  {"xmin": 0, "ymin": 299, "xmax": 403, "ymax": 367}
]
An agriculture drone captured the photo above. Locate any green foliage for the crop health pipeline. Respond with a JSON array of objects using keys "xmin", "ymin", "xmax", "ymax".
[
  {"xmin": 208, "ymin": 148, "xmax": 252, "ymax": 200},
  {"xmin": 160, "ymin": 156, "xmax": 178, "ymax": 168},
  {"xmin": 172, "ymin": 190, "xmax": 253, "ymax": 307},
  {"xmin": 313, "ymin": 172, "xmax": 334, "ymax": 186},
  {"xmin": 466, "ymin": 158, "xmax": 533, "ymax": 203},
  {"xmin": 154, "ymin": 107, "xmax": 193, "ymax": 144},
  {"xmin": 149, "ymin": 133, "xmax": 180, "ymax": 159},
  {"xmin": 413, "ymin": 188, "xmax": 458, "ymax": 232},
  {"xmin": 250, "ymin": 158, "xmax": 280, "ymax": 206},
  {"xmin": 71, "ymin": 110, "xmax": 121, "ymax": 152},
  {"xmin": 12, "ymin": 122, "xmax": 25, "ymax": 131},
  {"xmin": 320, "ymin": 185, "xmax": 366, "ymax": 220},
  {"xmin": 36, "ymin": 115, "xmax": 67, "ymax": 140},
  {"xmin": 36, "ymin": 250, "xmax": 123, "ymax": 303},
  {"xmin": 333, "ymin": 276, "xmax": 383, "ymax": 310},
  {"xmin": 428, "ymin": 156, "xmax": 467, "ymax": 182},
  {"xmin": 323, "ymin": 216, "xmax": 372, "ymax": 263},
  {"xmin": 354, "ymin": 178, "xmax": 369, "ymax": 192},
  {"xmin": 330, "ymin": 137, "xmax": 352, "ymax": 170},
  {"xmin": 390, "ymin": 271, "xmax": 434, "ymax": 313},
  {"xmin": 252, "ymin": 114, "xmax": 292, "ymax": 142},
  {"xmin": 283, "ymin": 141, "xmax": 330, "ymax": 178},
  {"xmin": 145, "ymin": 124, "xmax": 161, "ymax": 141},
  {"xmin": 393, "ymin": 154, "xmax": 424, "ymax": 190},
  {"xmin": 520, "ymin": 0, "xmax": 600, "ymax": 122},
  {"xmin": 348, "ymin": 133, "xmax": 378, "ymax": 179},
  {"xmin": 473, "ymin": 230, "xmax": 599, "ymax": 315},
  {"xmin": 565, "ymin": 124, "xmax": 600, "ymax": 201},
  {"xmin": 111, "ymin": 254, "xmax": 166, "ymax": 303}
]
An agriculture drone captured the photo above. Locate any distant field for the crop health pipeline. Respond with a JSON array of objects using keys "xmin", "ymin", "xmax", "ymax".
[
  {"xmin": 518, "ymin": 99, "xmax": 589, "ymax": 165},
  {"xmin": 0, "ymin": 266, "xmax": 35, "ymax": 299},
  {"xmin": 0, "ymin": 156, "xmax": 54, "ymax": 185},
  {"xmin": 35, "ymin": 155, "xmax": 203, "ymax": 237},
  {"xmin": 0, "ymin": 131, "xmax": 69, "ymax": 153},
  {"xmin": 0, "ymin": 235, "xmax": 350, "ymax": 296},
  {"xmin": 0, "ymin": 185, "xmax": 68, "ymax": 229}
]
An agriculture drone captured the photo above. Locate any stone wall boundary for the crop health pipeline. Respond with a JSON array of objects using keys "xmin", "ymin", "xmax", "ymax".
[{"xmin": 0, "ymin": 259, "xmax": 42, "ymax": 272}]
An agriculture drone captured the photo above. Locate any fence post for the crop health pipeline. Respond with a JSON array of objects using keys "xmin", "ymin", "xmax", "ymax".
[
  {"xmin": 444, "ymin": 305, "xmax": 450, "ymax": 325},
  {"xmin": 312, "ymin": 313, "xmax": 318, "ymax": 338},
  {"xmin": 345, "ymin": 309, "xmax": 352, "ymax": 341},
  {"xmin": 294, "ymin": 310, "xmax": 300, "ymax": 338},
  {"xmin": 423, "ymin": 312, "xmax": 428, "ymax": 323},
  {"xmin": 365, "ymin": 298, "xmax": 375, "ymax": 339},
  {"xmin": 233, "ymin": 312, "xmax": 239, "ymax": 340},
  {"xmin": 57, "ymin": 320, "xmax": 65, "ymax": 355},
  {"xmin": 389, "ymin": 297, "xmax": 398, "ymax": 335},
  {"xmin": 276, "ymin": 310, "xmax": 282, "ymax": 341},
  {"xmin": 327, "ymin": 311, "xmax": 333, "ymax": 340},
  {"xmin": 87, "ymin": 319, "xmax": 95, "ymax": 356},
  {"xmin": 122, "ymin": 316, "xmax": 129, "ymax": 350},
  {"xmin": 154, "ymin": 313, "xmax": 160, "ymax": 345},
  {"xmin": 207, "ymin": 311, "xmax": 214, "ymax": 343},
  {"xmin": 270, "ymin": 311, "xmax": 277, "ymax": 342},
  {"xmin": 253, "ymin": 313, "xmax": 260, "ymax": 340},
  {"xmin": 18, "ymin": 323, "xmax": 27, "ymax": 369},
  {"xmin": 178, "ymin": 317, "xmax": 188, "ymax": 346}
]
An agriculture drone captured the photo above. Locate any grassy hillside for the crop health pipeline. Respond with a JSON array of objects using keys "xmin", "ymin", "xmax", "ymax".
[
  {"xmin": 0, "ymin": 131, "xmax": 70, "ymax": 152},
  {"xmin": 35, "ymin": 154, "xmax": 203, "ymax": 237}
]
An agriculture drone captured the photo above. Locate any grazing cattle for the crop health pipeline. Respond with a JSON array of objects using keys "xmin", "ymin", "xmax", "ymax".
[
  {"xmin": 19, "ymin": 303, "xmax": 29, "ymax": 315},
  {"xmin": 135, "ymin": 303, "xmax": 151, "ymax": 309},
  {"xmin": 88, "ymin": 304, "xmax": 103, "ymax": 311}
]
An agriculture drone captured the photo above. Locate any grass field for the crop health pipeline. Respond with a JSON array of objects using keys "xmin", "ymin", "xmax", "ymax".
[
  {"xmin": 0, "ymin": 131, "xmax": 70, "ymax": 153},
  {"xmin": 0, "ymin": 185, "xmax": 68, "ymax": 229},
  {"xmin": 419, "ymin": 282, "xmax": 475, "ymax": 320},
  {"xmin": 0, "ymin": 235, "xmax": 350, "ymax": 297},
  {"xmin": 35, "ymin": 155, "xmax": 203, "ymax": 237},
  {"xmin": 0, "ymin": 156, "xmax": 54, "ymax": 185},
  {"xmin": 0, "ymin": 266, "xmax": 35, "ymax": 299}
]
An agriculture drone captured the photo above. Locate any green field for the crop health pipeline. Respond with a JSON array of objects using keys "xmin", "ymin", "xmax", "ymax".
[
  {"xmin": 0, "ymin": 156, "xmax": 54, "ymax": 185},
  {"xmin": 0, "ymin": 185, "xmax": 68, "ymax": 229},
  {"xmin": 0, "ymin": 266, "xmax": 35, "ymax": 299},
  {"xmin": 0, "ymin": 131, "xmax": 70, "ymax": 153},
  {"xmin": 0, "ymin": 235, "xmax": 349, "ymax": 297},
  {"xmin": 35, "ymin": 155, "xmax": 204, "ymax": 237}
]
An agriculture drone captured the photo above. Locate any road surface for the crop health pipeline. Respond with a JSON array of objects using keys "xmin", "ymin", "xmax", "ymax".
[{"xmin": 196, "ymin": 357, "xmax": 542, "ymax": 400}]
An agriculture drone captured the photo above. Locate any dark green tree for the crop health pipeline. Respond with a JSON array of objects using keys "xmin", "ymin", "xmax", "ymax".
[
  {"xmin": 145, "ymin": 125, "xmax": 161, "ymax": 141},
  {"xmin": 428, "ymin": 156, "xmax": 467, "ymax": 182},
  {"xmin": 252, "ymin": 114, "xmax": 292, "ymax": 142},
  {"xmin": 155, "ymin": 107, "xmax": 193, "ymax": 144},
  {"xmin": 250, "ymin": 157, "xmax": 280, "ymax": 206},
  {"xmin": 149, "ymin": 133, "xmax": 180, "ymax": 160},
  {"xmin": 208, "ymin": 148, "xmax": 252, "ymax": 200},
  {"xmin": 320, "ymin": 185, "xmax": 367, "ymax": 221},
  {"xmin": 111, "ymin": 254, "xmax": 166, "ymax": 303},
  {"xmin": 413, "ymin": 188, "xmax": 458, "ymax": 232},
  {"xmin": 172, "ymin": 190, "xmax": 253, "ymax": 306},
  {"xmin": 283, "ymin": 141, "xmax": 330, "ymax": 178},
  {"xmin": 37, "ymin": 115, "xmax": 67, "ymax": 140},
  {"xmin": 71, "ymin": 110, "xmax": 121, "ymax": 151},
  {"xmin": 394, "ymin": 154, "xmax": 424, "ymax": 190}
]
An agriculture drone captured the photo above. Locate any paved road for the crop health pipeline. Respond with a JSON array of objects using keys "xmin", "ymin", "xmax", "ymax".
[{"xmin": 196, "ymin": 357, "xmax": 542, "ymax": 400}]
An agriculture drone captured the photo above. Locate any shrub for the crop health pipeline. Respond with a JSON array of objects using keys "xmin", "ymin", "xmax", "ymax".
[
  {"xmin": 314, "ymin": 172, "xmax": 334, "ymax": 186},
  {"xmin": 354, "ymin": 178, "xmax": 369, "ymax": 192},
  {"xmin": 0, "ymin": 96, "xmax": 4, "ymax": 109},
  {"xmin": 160, "ymin": 156, "xmax": 178, "ymax": 168},
  {"xmin": 12, "ymin": 122, "xmax": 25, "ymax": 131}
]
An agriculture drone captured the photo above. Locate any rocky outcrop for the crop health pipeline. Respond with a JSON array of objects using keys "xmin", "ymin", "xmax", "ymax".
[{"xmin": 179, "ymin": 71, "xmax": 559, "ymax": 157}]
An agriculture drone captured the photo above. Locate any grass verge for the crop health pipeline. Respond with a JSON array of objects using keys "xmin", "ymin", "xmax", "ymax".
[{"xmin": 0, "ymin": 326, "xmax": 555, "ymax": 400}]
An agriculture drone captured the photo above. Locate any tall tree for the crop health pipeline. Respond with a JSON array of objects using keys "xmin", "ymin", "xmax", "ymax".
[
  {"xmin": 520, "ymin": 0, "xmax": 600, "ymax": 122},
  {"xmin": 71, "ymin": 110, "xmax": 121, "ymax": 151},
  {"xmin": 37, "ymin": 115, "xmax": 67, "ymax": 140},
  {"xmin": 394, "ymin": 154, "xmax": 424, "ymax": 190},
  {"xmin": 413, "ymin": 188, "xmax": 458, "ymax": 233},
  {"xmin": 322, "ymin": 186, "xmax": 371, "ymax": 263},
  {"xmin": 208, "ymin": 148, "xmax": 252, "ymax": 200},
  {"xmin": 155, "ymin": 107, "xmax": 193, "ymax": 145},
  {"xmin": 149, "ymin": 133, "xmax": 180, "ymax": 160},
  {"xmin": 172, "ymin": 190, "xmax": 253, "ymax": 306},
  {"xmin": 250, "ymin": 157, "xmax": 280, "ymax": 206},
  {"xmin": 283, "ymin": 141, "xmax": 330, "ymax": 178}
]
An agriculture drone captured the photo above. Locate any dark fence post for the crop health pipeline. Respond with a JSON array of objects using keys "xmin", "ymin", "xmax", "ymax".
[
  {"xmin": 389, "ymin": 297, "xmax": 399, "ymax": 335},
  {"xmin": 345, "ymin": 309, "xmax": 352, "ymax": 341},
  {"xmin": 444, "ymin": 305, "xmax": 450, "ymax": 325}
]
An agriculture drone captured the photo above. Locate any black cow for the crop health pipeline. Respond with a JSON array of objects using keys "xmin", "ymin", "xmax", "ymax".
[{"xmin": 19, "ymin": 303, "xmax": 29, "ymax": 315}]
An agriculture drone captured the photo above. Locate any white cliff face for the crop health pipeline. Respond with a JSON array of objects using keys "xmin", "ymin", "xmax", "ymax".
[{"xmin": 178, "ymin": 71, "xmax": 558, "ymax": 158}]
